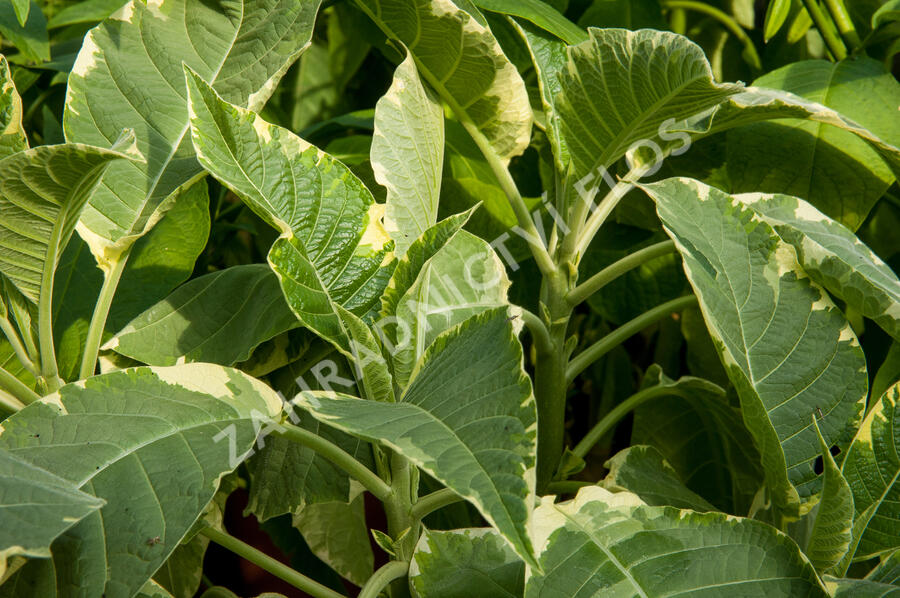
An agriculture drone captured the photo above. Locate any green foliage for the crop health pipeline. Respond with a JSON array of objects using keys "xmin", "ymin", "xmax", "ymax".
[{"xmin": 0, "ymin": 0, "xmax": 898, "ymax": 595}]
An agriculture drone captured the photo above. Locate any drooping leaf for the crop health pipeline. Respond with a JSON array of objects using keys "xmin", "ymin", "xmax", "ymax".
[
  {"xmin": 806, "ymin": 417, "xmax": 854, "ymax": 573},
  {"xmin": 409, "ymin": 528, "xmax": 525, "ymax": 598},
  {"xmin": 372, "ymin": 51, "xmax": 444, "ymax": 258},
  {"xmin": 108, "ymin": 265, "xmax": 299, "ymax": 367},
  {"xmin": 601, "ymin": 445, "xmax": 716, "ymax": 512},
  {"xmin": 0, "ymin": 449, "xmax": 104, "ymax": 577},
  {"xmin": 291, "ymin": 483, "xmax": 373, "ymax": 587},
  {"xmin": 0, "ymin": 364, "xmax": 282, "ymax": 598},
  {"xmin": 842, "ymin": 381, "xmax": 900, "ymax": 559},
  {"xmin": 10, "ymin": 0, "xmax": 28, "ymax": 27},
  {"xmin": 392, "ymin": 230, "xmax": 510, "ymax": 388},
  {"xmin": 764, "ymin": 0, "xmax": 792, "ymax": 41},
  {"xmin": 727, "ymin": 59, "xmax": 900, "ymax": 230},
  {"xmin": 355, "ymin": 0, "xmax": 533, "ymax": 163},
  {"xmin": 631, "ymin": 364, "xmax": 762, "ymax": 514},
  {"xmin": 297, "ymin": 309, "xmax": 538, "ymax": 567},
  {"xmin": 0, "ymin": 133, "xmax": 139, "ymax": 304},
  {"xmin": 0, "ymin": 55, "xmax": 26, "ymax": 160},
  {"xmin": 643, "ymin": 177, "xmax": 867, "ymax": 513},
  {"xmin": 53, "ymin": 179, "xmax": 210, "ymax": 380},
  {"xmin": 577, "ymin": 0, "xmax": 666, "ymax": 30},
  {"xmin": 873, "ymin": 0, "xmax": 900, "ymax": 29},
  {"xmin": 337, "ymin": 305, "xmax": 394, "ymax": 402},
  {"xmin": 186, "ymin": 71, "xmax": 394, "ymax": 352},
  {"xmin": 555, "ymin": 28, "xmax": 740, "ymax": 184},
  {"xmin": 527, "ymin": 486, "xmax": 827, "ymax": 597},
  {"xmin": 0, "ymin": 1, "xmax": 48, "ymax": 63},
  {"xmin": 730, "ymin": 191, "xmax": 900, "ymax": 342},
  {"xmin": 473, "ymin": 0, "xmax": 586, "ymax": 44},
  {"xmin": 64, "ymin": 0, "xmax": 322, "ymax": 267}
]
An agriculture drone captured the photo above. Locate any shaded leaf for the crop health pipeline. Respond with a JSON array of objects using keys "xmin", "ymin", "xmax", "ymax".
[{"xmin": 0, "ymin": 55, "xmax": 26, "ymax": 160}]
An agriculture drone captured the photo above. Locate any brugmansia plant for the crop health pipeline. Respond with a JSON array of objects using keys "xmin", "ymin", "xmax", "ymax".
[{"xmin": 0, "ymin": 0, "xmax": 898, "ymax": 596}]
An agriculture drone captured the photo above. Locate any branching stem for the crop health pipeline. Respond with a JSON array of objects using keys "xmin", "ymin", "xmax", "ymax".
[{"xmin": 567, "ymin": 241, "xmax": 677, "ymax": 307}]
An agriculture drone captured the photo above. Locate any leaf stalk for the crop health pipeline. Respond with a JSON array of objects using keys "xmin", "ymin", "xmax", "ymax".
[{"xmin": 79, "ymin": 247, "xmax": 132, "ymax": 379}]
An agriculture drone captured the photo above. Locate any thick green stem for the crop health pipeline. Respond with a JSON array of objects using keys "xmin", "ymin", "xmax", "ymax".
[
  {"xmin": 38, "ymin": 231, "xmax": 64, "ymax": 392},
  {"xmin": 566, "ymin": 295, "xmax": 697, "ymax": 384},
  {"xmin": 567, "ymin": 241, "xmax": 677, "ymax": 307},
  {"xmin": 572, "ymin": 385, "xmax": 680, "ymax": 458},
  {"xmin": 0, "ymin": 366, "xmax": 40, "ymax": 405},
  {"xmin": 276, "ymin": 423, "xmax": 393, "ymax": 501},
  {"xmin": 661, "ymin": 0, "xmax": 763, "ymax": 70},
  {"xmin": 0, "ymin": 316, "xmax": 36, "ymax": 375},
  {"xmin": 534, "ymin": 271, "xmax": 573, "ymax": 492},
  {"xmin": 799, "ymin": 0, "xmax": 848, "ymax": 59},
  {"xmin": 359, "ymin": 561, "xmax": 410, "ymax": 598},
  {"xmin": 383, "ymin": 453, "xmax": 416, "ymax": 598},
  {"xmin": 410, "ymin": 488, "xmax": 463, "ymax": 520},
  {"xmin": 200, "ymin": 527, "xmax": 346, "ymax": 598},
  {"xmin": 574, "ymin": 163, "xmax": 650, "ymax": 260},
  {"xmin": 0, "ymin": 388, "xmax": 26, "ymax": 413},
  {"xmin": 821, "ymin": 0, "xmax": 862, "ymax": 50},
  {"xmin": 79, "ymin": 248, "xmax": 131, "ymax": 379}
]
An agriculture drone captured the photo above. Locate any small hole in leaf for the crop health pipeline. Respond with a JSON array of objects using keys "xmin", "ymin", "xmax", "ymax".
[
  {"xmin": 830, "ymin": 445, "xmax": 841, "ymax": 457},
  {"xmin": 814, "ymin": 456, "xmax": 824, "ymax": 475}
]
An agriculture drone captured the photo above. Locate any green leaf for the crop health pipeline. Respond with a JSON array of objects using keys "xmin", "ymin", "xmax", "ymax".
[
  {"xmin": 54, "ymin": 180, "xmax": 210, "ymax": 381},
  {"xmin": 108, "ymin": 265, "xmax": 299, "ymax": 367},
  {"xmin": 409, "ymin": 528, "xmax": 525, "ymax": 598},
  {"xmin": 135, "ymin": 580, "xmax": 176, "ymax": 598},
  {"xmin": 643, "ymin": 177, "xmax": 867, "ymax": 513},
  {"xmin": 47, "ymin": 0, "xmax": 127, "ymax": 28},
  {"xmin": 806, "ymin": 417, "xmax": 854, "ymax": 573},
  {"xmin": 392, "ymin": 230, "xmax": 510, "ymax": 388},
  {"xmin": 0, "ymin": 55, "xmax": 26, "ymax": 160},
  {"xmin": 0, "ymin": 364, "xmax": 282, "ymax": 598},
  {"xmin": 372, "ymin": 51, "xmax": 444, "ymax": 258},
  {"xmin": 631, "ymin": 365, "xmax": 762, "ymax": 514},
  {"xmin": 527, "ymin": 486, "xmax": 827, "ymax": 597},
  {"xmin": 824, "ymin": 576, "xmax": 900, "ymax": 598},
  {"xmin": 64, "ymin": 0, "xmax": 321, "ymax": 267},
  {"xmin": 355, "ymin": 0, "xmax": 532, "ymax": 163},
  {"xmin": 297, "ymin": 309, "xmax": 538, "ymax": 567},
  {"xmin": 577, "ymin": 0, "xmax": 666, "ymax": 30},
  {"xmin": 0, "ymin": 1, "xmax": 48, "ymax": 62},
  {"xmin": 0, "ymin": 133, "xmax": 139, "ymax": 304},
  {"xmin": 186, "ymin": 71, "xmax": 394, "ymax": 352},
  {"xmin": 842, "ymin": 381, "xmax": 900, "ymax": 559},
  {"xmin": 726, "ymin": 59, "xmax": 900, "ymax": 230},
  {"xmin": 764, "ymin": 0, "xmax": 792, "ymax": 41},
  {"xmin": 337, "ymin": 305, "xmax": 394, "ymax": 402},
  {"xmin": 867, "ymin": 549, "xmax": 900, "ymax": 585},
  {"xmin": 601, "ymin": 445, "xmax": 716, "ymax": 512},
  {"xmin": 729, "ymin": 191, "xmax": 900, "ymax": 342},
  {"xmin": 379, "ymin": 207, "xmax": 475, "ymax": 328},
  {"xmin": 556, "ymin": 28, "xmax": 740, "ymax": 182},
  {"xmin": 873, "ymin": 0, "xmax": 900, "ymax": 29},
  {"xmin": 10, "ymin": 0, "xmax": 28, "ymax": 27},
  {"xmin": 291, "ymin": 483, "xmax": 373, "ymax": 587},
  {"xmin": 473, "ymin": 0, "xmax": 587, "ymax": 44},
  {"xmin": 0, "ymin": 449, "xmax": 104, "ymax": 576}
]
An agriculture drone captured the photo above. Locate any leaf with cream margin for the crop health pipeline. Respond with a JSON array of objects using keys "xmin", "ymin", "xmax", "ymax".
[
  {"xmin": 866, "ymin": 549, "xmax": 900, "ymax": 585},
  {"xmin": 372, "ymin": 50, "xmax": 444, "ymax": 257},
  {"xmin": 0, "ymin": 131, "xmax": 140, "ymax": 304},
  {"xmin": 0, "ymin": 364, "xmax": 282, "ymax": 598},
  {"xmin": 601, "ymin": 445, "xmax": 716, "ymax": 512},
  {"xmin": 729, "ymin": 191, "xmax": 900, "ymax": 342},
  {"xmin": 409, "ymin": 528, "xmax": 525, "ymax": 598},
  {"xmin": 642, "ymin": 177, "xmax": 867, "ymax": 514},
  {"xmin": 64, "ymin": 0, "xmax": 322, "ymax": 268},
  {"xmin": 824, "ymin": 576, "xmax": 900, "ymax": 598},
  {"xmin": 0, "ymin": 55, "xmax": 26, "ymax": 160},
  {"xmin": 107, "ymin": 265, "xmax": 299, "ymax": 367},
  {"xmin": 391, "ymin": 230, "xmax": 510, "ymax": 388},
  {"xmin": 296, "ymin": 309, "xmax": 538, "ymax": 567},
  {"xmin": 354, "ymin": 0, "xmax": 532, "ymax": 163},
  {"xmin": 0, "ymin": 449, "xmax": 104, "ymax": 578},
  {"xmin": 554, "ymin": 28, "xmax": 741, "ymax": 184},
  {"xmin": 841, "ymin": 381, "xmax": 900, "ymax": 560},
  {"xmin": 527, "ymin": 486, "xmax": 827, "ymax": 597},
  {"xmin": 186, "ymin": 70, "xmax": 395, "ymax": 352}
]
